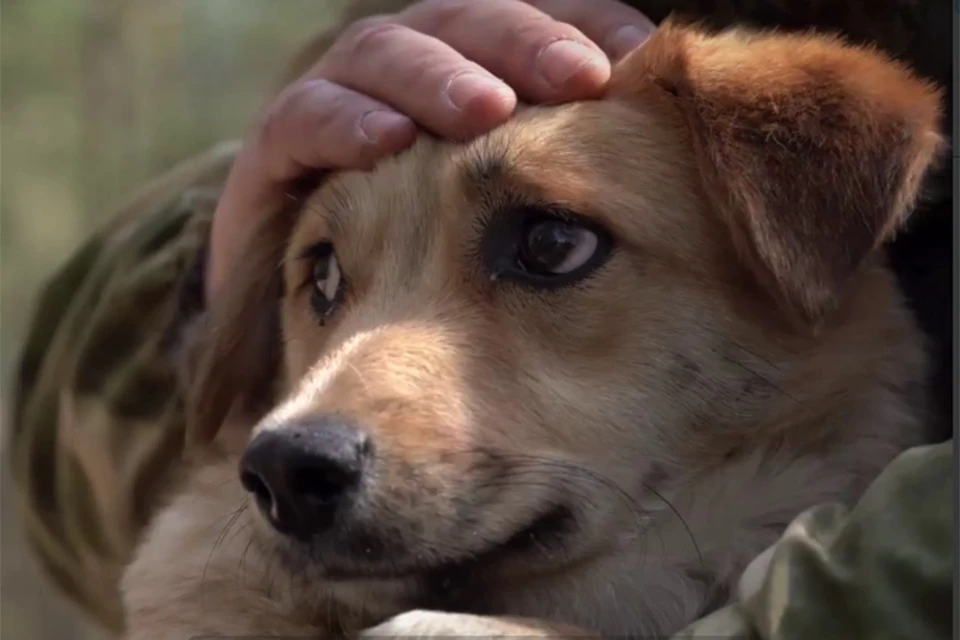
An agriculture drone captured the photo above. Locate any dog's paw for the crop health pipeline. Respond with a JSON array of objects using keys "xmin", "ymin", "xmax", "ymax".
[{"xmin": 360, "ymin": 610, "xmax": 598, "ymax": 638}]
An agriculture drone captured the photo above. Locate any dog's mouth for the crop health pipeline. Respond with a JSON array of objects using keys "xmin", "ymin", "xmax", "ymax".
[
  {"xmin": 420, "ymin": 504, "xmax": 577, "ymax": 605},
  {"xmin": 270, "ymin": 503, "xmax": 576, "ymax": 588}
]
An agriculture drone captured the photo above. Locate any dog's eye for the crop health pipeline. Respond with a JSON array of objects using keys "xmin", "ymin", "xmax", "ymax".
[
  {"xmin": 519, "ymin": 219, "xmax": 599, "ymax": 275},
  {"xmin": 484, "ymin": 208, "xmax": 613, "ymax": 287},
  {"xmin": 304, "ymin": 242, "xmax": 343, "ymax": 320}
]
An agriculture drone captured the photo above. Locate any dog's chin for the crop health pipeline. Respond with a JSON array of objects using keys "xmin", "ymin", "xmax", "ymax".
[{"xmin": 263, "ymin": 503, "xmax": 576, "ymax": 604}]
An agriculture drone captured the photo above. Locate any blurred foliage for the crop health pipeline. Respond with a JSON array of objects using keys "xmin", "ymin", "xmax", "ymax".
[{"xmin": 0, "ymin": 1, "xmax": 348, "ymax": 638}]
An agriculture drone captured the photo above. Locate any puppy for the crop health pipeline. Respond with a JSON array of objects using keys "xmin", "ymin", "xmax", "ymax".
[{"xmin": 120, "ymin": 20, "xmax": 943, "ymax": 639}]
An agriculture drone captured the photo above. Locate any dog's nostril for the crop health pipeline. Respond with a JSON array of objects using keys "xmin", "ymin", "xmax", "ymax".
[
  {"xmin": 240, "ymin": 470, "xmax": 273, "ymax": 506},
  {"xmin": 290, "ymin": 465, "xmax": 359, "ymax": 505},
  {"xmin": 240, "ymin": 471, "xmax": 276, "ymax": 514}
]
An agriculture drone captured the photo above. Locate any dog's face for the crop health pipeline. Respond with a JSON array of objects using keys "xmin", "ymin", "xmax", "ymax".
[
  {"xmin": 185, "ymin": 21, "xmax": 941, "ymax": 633},
  {"xmin": 266, "ymin": 97, "xmax": 732, "ymax": 579}
]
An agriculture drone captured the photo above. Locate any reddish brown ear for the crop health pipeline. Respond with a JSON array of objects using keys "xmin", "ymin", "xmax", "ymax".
[{"xmin": 618, "ymin": 19, "xmax": 944, "ymax": 324}]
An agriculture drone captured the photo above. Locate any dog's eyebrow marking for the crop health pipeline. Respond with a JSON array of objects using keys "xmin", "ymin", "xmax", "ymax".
[
  {"xmin": 462, "ymin": 154, "xmax": 550, "ymax": 225},
  {"xmin": 462, "ymin": 141, "xmax": 512, "ymax": 199},
  {"xmin": 467, "ymin": 157, "xmax": 506, "ymax": 186},
  {"xmin": 309, "ymin": 181, "xmax": 355, "ymax": 238}
]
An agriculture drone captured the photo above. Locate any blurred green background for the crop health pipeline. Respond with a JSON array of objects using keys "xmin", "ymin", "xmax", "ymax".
[{"xmin": 1, "ymin": 1, "xmax": 348, "ymax": 637}]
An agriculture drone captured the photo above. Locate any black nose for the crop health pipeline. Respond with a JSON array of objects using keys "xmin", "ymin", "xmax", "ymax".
[{"xmin": 239, "ymin": 415, "xmax": 371, "ymax": 539}]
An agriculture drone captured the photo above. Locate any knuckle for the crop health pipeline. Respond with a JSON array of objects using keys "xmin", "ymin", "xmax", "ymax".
[
  {"xmin": 295, "ymin": 79, "xmax": 346, "ymax": 128},
  {"xmin": 520, "ymin": 0, "xmax": 550, "ymax": 10},
  {"xmin": 256, "ymin": 80, "xmax": 341, "ymax": 156},
  {"xmin": 521, "ymin": 13, "xmax": 578, "ymax": 42},
  {"xmin": 258, "ymin": 86, "xmax": 299, "ymax": 143},
  {"xmin": 337, "ymin": 16, "xmax": 408, "ymax": 58},
  {"xmin": 505, "ymin": 15, "xmax": 572, "ymax": 58},
  {"xmin": 415, "ymin": 0, "xmax": 465, "ymax": 9},
  {"xmin": 256, "ymin": 96, "xmax": 287, "ymax": 150},
  {"xmin": 405, "ymin": 0, "xmax": 470, "ymax": 31}
]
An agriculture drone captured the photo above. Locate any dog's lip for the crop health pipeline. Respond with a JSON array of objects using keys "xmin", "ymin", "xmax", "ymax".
[
  {"xmin": 494, "ymin": 503, "xmax": 575, "ymax": 555},
  {"xmin": 291, "ymin": 503, "xmax": 575, "ymax": 584},
  {"xmin": 421, "ymin": 503, "xmax": 577, "ymax": 607}
]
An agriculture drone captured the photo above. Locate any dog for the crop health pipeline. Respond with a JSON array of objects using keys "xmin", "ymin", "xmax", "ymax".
[{"xmin": 120, "ymin": 20, "xmax": 944, "ymax": 639}]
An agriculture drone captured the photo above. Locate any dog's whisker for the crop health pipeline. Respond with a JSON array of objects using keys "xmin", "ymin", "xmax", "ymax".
[
  {"xmin": 643, "ymin": 483, "xmax": 702, "ymax": 563},
  {"xmin": 237, "ymin": 533, "xmax": 256, "ymax": 586},
  {"xmin": 210, "ymin": 502, "xmax": 248, "ymax": 552},
  {"xmin": 723, "ymin": 355, "xmax": 800, "ymax": 405},
  {"xmin": 200, "ymin": 500, "xmax": 249, "ymax": 611},
  {"xmin": 334, "ymin": 595, "xmax": 349, "ymax": 637},
  {"xmin": 470, "ymin": 477, "xmax": 654, "ymax": 553},
  {"xmin": 325, "ymin": 588, "xmax": 337, "ymax": 635},
  {"xmin": 489, "ymin": 453, "xmax": 652, "ymax": 513},
  {"xmin": 452, "ymin": 451, "xmax": 653, "ymax": 510},
  {"xmin": 263, "ymin": 545, "xmax": 280, "ymax": 600},
  {"xmin": 686, "ymin": 335, "xmax": 800, "ymax": 407},
  {"xmin": 484, "ymin": 453, "xmax": 701, "ymax": 561}
]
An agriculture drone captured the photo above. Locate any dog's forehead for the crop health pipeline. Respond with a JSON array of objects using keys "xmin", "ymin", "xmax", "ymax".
[
  {"xmin": 302, "ymin": 97, "xmax": 709, "ymax": 257},
  {"xmin": 304, "ymin": 137, "xmax": 447, "ymax": 238}
]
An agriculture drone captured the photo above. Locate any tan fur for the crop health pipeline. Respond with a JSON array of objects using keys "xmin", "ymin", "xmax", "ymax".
[{"xmin": 121, "ymin": 21, "xmax": 942, "ymax": 639}]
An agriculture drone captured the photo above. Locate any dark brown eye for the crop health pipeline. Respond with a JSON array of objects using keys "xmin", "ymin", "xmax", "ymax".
[
  {"xmin": 482, "ymin": 207, "xmax": 614, "ymax": 287},
  {"xmin": 519, "ymin": 219, "xmax": 599, "ymax": 275},
  {"xmin": 305, "ymin": 242, "xmax": 342, "ymax": 319}
]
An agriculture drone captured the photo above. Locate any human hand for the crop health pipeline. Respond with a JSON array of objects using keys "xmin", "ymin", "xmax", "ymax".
[{"xmin": 207, "ymin": 0, "xmax": 654, "ymax": 299}]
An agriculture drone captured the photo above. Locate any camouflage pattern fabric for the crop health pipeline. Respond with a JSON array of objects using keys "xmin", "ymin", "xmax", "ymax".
[
  {"xmin": 6, "ymin": 0, "xmax": 953, "ymax": 636},
  {"xmin": 9, "ymin": 141, "xmax": 238, "ymax": 633},
  {"xmin": 672, "ymin": 441, "xmax": 954, "ymax": 640}
]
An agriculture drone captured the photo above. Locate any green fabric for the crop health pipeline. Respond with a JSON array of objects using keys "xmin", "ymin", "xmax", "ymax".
[{"xmin": 673, "ymin": 441, "xmax": 954, "ymax": 640}]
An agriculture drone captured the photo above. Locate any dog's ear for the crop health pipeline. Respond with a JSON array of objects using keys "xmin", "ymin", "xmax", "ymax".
[
  {"xmin": 614, "ymin": 19, "xmax": 944, "ymax": 325},
  {"xmin": 184, "ymin": 211, "xmax": 293, "ymax": 445}
]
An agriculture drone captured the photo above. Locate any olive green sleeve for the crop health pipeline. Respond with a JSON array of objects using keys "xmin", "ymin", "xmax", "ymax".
[{"xmin": 673, "ymin": 440, "xmax": 954, "ymax": 640}]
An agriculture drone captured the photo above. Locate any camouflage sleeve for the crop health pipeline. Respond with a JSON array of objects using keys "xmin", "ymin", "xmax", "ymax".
[
  {"xmin": 672, "ymin": 440, "xmax": 954, "ymax": 640},
  {"xmin": 8, "ymin": 141, "xmax": 238, "ymax": 634},
  {"xmin": 6, "ymin": 2, "xmax": 405, "ymax": 629}
]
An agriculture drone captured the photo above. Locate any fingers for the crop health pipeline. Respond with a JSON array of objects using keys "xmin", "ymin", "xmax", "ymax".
[
  {"xmin": 206, "ymin": 0, "xmax": 658, "ymax": 300},
  {"xmin": 394, "ymin": 0, "xmax": 612, "ymax": 102},
  {"xmin": 522, "ymin": 0, "xmax": 655, "ymax": 60},
  {"xmin": 307, "ymin": 0, "xmax": 628, "ymax": 139},
  {"xmin": 317, "ymin": 19, "xmax": 517, "ymax": 138},
  {"xmin": 257, "ymin": 79, "xmax": 417, "ymax": 178},
  {"xmin": 207, "ymin": 81, "xmax": 416, "ymax": 295}
]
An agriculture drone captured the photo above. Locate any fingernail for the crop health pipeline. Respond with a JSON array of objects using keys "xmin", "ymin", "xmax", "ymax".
[
  {"xmin": 359, "ymin": 110, "xmax": 412, "ymax": 144},
  {"xmin": 537, "ymin": 39, "xmax": 609, "ymax": 90},
  {"xmin": 608, "ymin": 25, "xmax": 652, "ymax": 60},
  {"xmin": 446, "ymin": 72, "xmax": 513, "ymax": 112}
]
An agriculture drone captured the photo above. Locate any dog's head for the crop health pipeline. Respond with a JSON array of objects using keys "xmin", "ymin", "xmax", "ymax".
[{"xmin": 187, "ymin": 20, "xmax": 941, "ymax": 632}]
